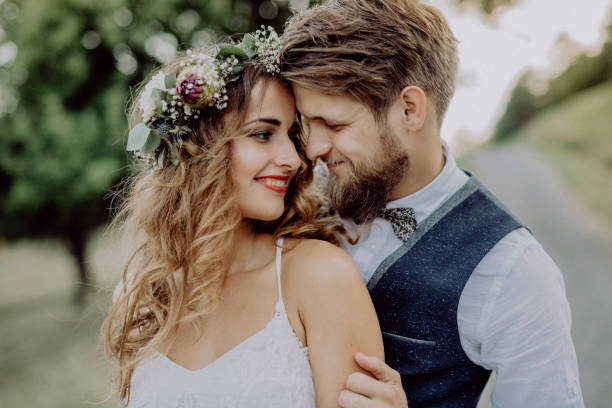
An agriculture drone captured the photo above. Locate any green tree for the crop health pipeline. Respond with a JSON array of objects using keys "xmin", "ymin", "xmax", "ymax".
[
  {"xmin": 0, "ymin": 0, "xmax": 517, "ymax": 304},
  {"xmin": 494, "ymin": 9, "xmax": 612, "ymax": 141},
  {"xmin": 0, "ymin": 0, "xmax": 305, "ymax": 304},
  {"xmin": 493, "ymin": 71, "xmax": 540, "ymax": 142},
  {"xmin": 455, "ymin": 0, "xmax": 518, "ymax": 14}
]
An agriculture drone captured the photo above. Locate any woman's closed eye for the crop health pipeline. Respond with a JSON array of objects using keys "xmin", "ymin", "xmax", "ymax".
[{"xmin": 250, "ymin": 130, "xmax": 273, "ymax": 141}]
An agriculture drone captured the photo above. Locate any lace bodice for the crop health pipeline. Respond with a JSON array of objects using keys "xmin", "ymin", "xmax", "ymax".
[{"xmin": 127, "ymin": 238, "xmax": 316, "ymax": 408}]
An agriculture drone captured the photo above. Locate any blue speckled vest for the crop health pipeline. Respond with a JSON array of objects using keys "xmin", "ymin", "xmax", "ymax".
[{"xmin": 368, "ymin": 175, "xmax": 525, "ymax": 407}]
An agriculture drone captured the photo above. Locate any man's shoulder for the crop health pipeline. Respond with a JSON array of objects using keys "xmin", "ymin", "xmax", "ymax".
[
  {"xmin": 471, "ymin": 226, "xmax": 559, "ymax": 286},
  {"xmin": 487, "ymin": 227, "xmax": 543, "ymax": 262}
]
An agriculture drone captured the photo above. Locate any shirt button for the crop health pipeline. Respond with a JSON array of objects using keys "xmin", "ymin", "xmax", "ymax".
[{"xmin": 572, "ymin": 384, "xmax": 580, "ymax": 396}]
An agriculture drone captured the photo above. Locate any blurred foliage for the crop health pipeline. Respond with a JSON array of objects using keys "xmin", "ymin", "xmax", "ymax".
[
  {"xmin": 456, "ymin": 0, "xmax": 518, "ymax": 14},
  {"xmin": 0, "ymin": 0, "xmax": 514, "ymax": 304},
  {"xmin": 493, "ymin": 72, "xmax": 539, "ymax": 143},
  {"xmin": 511, "ymin": 80, "xmax": 612, "ymax": 227},
  {"xmin": 494, "ymin": 12, "xmax": 612, "ymax": 142},
  {"xmin": 0, "ymin": 0, "xmax": 311, "ymax": 303}
]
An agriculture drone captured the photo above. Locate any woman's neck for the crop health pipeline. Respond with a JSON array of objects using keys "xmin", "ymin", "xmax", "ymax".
[{"xmin": 226, "ymin": 220, "xmax": 275, "ymax": 276}]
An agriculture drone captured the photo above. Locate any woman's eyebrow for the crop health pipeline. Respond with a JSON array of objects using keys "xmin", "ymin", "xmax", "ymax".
[{"xmin": 242, "ymin": 118, "xmax": 281, "ymax": 126}]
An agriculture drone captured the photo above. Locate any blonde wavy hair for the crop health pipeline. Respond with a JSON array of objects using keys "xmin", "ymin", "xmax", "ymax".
[{"xmin": 101, "ymin": 54, "xmax": 348, "ymax": 405}]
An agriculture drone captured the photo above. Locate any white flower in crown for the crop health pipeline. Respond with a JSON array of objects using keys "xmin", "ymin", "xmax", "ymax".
[
  {"xmin": 128, "ymin": 27, "xmax": 283, "ymax": 169},
  {"xmin": 139, "ymin": 72, "xmax": 166, "ymax": 122},
  {"xmin": 254, "ymin": 26, "xmax": 281, "ymax": 74}
]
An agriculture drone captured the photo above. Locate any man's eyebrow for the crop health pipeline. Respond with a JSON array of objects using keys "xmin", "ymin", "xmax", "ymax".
[{"xmin": 302, "ymin": 115, "xmax": 340, "ymax": 125}]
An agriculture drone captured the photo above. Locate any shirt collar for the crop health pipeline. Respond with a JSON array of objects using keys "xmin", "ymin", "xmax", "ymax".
[{"xmin": 385, "ymin": 140, "xmax": 468, "ymax": 223}]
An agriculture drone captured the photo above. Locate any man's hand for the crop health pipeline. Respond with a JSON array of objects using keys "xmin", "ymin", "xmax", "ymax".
[{"xmin": 338, "ymin": 352, "xmax": 408, "ymax": 408}]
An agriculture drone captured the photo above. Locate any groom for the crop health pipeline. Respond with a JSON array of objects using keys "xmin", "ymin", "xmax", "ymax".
[{"xmin": 281, "ymin": 0, "xmax": 583, "ymax": 407}]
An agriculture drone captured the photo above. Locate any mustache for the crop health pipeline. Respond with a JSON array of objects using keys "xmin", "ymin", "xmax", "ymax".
[
  {"xmin": 326, "ymin": 128, "xmax": 409, "ymax": 224},
  {"xmin": 323, "ymin": 154, "xmax": 350, "ymax": 166}
]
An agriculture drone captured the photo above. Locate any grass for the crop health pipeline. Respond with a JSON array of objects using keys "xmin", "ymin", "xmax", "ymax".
[
  {"xmin": 2, "ymin": 80, "xmax": 611, "ymax": 406},
  {"xmin": 0, "ymin": 231, "xmax": 124, "ymax": 407},
  {"xmin": 509, "ymin": 79, "xmax": 612, "ymax": 227}
]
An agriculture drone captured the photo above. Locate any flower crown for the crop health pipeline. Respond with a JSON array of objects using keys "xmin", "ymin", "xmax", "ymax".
[{"xmin": 126, "ymin": 26, "xmax": 282, "ymax": 168}]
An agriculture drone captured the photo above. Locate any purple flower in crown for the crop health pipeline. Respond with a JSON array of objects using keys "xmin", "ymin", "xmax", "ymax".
[
  {"xmin": 128, "ymin": 29, "xmax": 282, "ymax": 168},
  {"xmin": 175, "ymin": 54, "xmax": 224, "ymax": 110},
  {"xmin": 177, "ymin": 73, "xmax": 207, "ymax": 106}
]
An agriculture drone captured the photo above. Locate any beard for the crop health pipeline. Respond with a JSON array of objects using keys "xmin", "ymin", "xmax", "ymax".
[{"xmin": 328, "ymin": 126, "xmax": 409, "ymax": 224}]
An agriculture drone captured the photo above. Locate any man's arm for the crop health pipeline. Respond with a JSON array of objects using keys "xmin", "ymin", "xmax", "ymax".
[
  {"xmin": 339, "ymin": 229, "xmax": 584, "ymax": 408},
  {"xmin": 460, "ymin": 229, "xmax": 583, "ymax": 406}
]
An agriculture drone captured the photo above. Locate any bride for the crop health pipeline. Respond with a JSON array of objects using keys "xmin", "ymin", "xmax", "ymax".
[{"xmin": 102, "ymin": 27, "xmax": 383, "ymax": 407}]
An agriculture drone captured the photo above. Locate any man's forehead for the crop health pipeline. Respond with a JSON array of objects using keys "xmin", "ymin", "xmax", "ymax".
[{"xmin": 294, "ymin": 87, "xmax": 365, "ymax": 121}]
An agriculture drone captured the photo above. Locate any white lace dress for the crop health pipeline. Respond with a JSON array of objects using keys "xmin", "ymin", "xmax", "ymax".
[{"xmin": 127, "ymin": 238, "xmax": 316, "ymax": 408}]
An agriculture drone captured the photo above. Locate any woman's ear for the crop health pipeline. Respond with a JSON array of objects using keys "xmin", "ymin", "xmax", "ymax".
[{"xmin": 398, "ymin": 86, "xmax": 427, "ymax": 131}]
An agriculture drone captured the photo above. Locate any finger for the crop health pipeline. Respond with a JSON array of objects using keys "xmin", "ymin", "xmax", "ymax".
[
  {"xmin": 345, "ymin": 371, "xmax": 386, "ymax": 398},
  {"xmin": 354, "ymin": 352, "xmax": 399, "ymax": 383},
  {"xmin": 338, "ymin": 389, "xmax": 371, "ymax": 408}
]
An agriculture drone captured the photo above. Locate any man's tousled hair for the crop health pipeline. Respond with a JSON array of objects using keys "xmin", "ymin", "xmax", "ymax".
[{"xmin": 281, "ymin": 0, "xmax": 459, "ymax": 124}]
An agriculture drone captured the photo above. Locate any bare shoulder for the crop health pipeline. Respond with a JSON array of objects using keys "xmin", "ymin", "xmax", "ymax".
[
  {"xmin": 282, "ymin": 238, "xmax": 363, "ymax": 290},
  {"xmin": 281, "ymin": 239, "xmax": 383, "ymax": 406}
]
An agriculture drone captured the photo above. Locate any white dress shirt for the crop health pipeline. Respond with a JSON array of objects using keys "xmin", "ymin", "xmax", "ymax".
[{"xmin": 343, "ymin": 142, "xmax": 584, "ymax": 407}]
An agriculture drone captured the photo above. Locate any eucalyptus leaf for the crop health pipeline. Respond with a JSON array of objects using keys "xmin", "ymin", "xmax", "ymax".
[
  {"xmin": 157, "ymin": 149, "xmax": 165, "ymax": 168},
  {"xmin": 152, "ymin": 89, "xmax": 165, "ymax": 113},
  {"xmin": 126, "ymin": 123, "xmax": 151, "ymax": 151},
  {"xmin": 242, "ymin": 34, "xmax": 257, "ymax": 58},
  {"xmin": 154, "ymin": 97, "xmax": 163, "ymax": 113},
  {"xmin": 140, "ymin": 130, "xmax": 161, "ymax": 154},
  {"xmin": 164, "ymin": 74, "xmax": 177, "ymax": 89},
  {"xmin": 152, "ymin": 88, "xmax": 166, "ymax": 102},
  {"xmin": 217, "ymin": 45, "xmax": 248, "ymax": 59},
  {"xmin": 242, "ymin": 34, "xmax": 256, "ymax": 49}
]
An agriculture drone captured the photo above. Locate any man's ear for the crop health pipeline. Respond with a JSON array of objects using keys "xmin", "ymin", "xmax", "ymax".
[{"xmin": 398, "ymin": 86, "xmax": 427, "ymax": 131}]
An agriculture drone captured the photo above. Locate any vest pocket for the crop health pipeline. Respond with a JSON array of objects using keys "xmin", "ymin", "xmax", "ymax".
[
  {"xmin": 383, "ymin": 331, "xmax": 436, "ymax": 346},
  {"xmin": 382, "ymin": 331, "xmax": 437, "ymax": 375}
]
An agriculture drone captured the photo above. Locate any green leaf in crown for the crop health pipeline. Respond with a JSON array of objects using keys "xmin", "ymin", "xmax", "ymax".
[
  {"xmin": 129, "ymin": 26, "xmax": 282, "ymax": 168},
  {"xmin": 217, "ymin": 44, "xmax": 249, "ymax": 59},
  {"xmin": 127, "ymin": 123, "xmax": 151, "ymax": 151},
  {"xmin": 242, "ymin": 34, "xmax": 257, "ymax": 58},
  {"xmin": 140, "ymin": 130, "xmax": 161, "ymax": 154},
  {"xmin": 164, "ymin": 74, "xmax": 177, "ymax": 89}
]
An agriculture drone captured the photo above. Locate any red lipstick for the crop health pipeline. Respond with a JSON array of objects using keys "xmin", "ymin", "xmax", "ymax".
[{"xmin": 254, "ymin": 175, "xmax": 290, "ymax": 194}]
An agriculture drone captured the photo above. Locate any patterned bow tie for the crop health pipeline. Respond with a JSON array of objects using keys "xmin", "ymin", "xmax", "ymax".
[{"xmin": 379, "ymin": 208, "xmax": 417, "ymax": 242}]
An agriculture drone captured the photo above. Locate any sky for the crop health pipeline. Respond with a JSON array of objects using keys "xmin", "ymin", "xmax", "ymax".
[
  {"xmin": 424, "ymin": 0, "xmax": 612, "ymax": 152},
  {"xmin": 1, "ymin": 0, "xmax": 611, "ymax": 144}
]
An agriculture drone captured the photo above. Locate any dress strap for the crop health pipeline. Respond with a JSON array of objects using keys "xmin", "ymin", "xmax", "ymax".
[{"xmin": 275, "ymin": 237, "xmax": 284, "ymax": 307}]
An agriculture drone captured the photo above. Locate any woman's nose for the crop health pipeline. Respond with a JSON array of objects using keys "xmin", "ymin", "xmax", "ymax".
[{"xmin": 276, "ymin": 135, "xmax": 301, "ymax": 172}]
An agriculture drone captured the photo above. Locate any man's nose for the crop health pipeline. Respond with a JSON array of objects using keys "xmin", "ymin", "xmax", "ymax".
[{"xmin": 305, "ymin": 127, "xmax": 332, "ymax": 161}]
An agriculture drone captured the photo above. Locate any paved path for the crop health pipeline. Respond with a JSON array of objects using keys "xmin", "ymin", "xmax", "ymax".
[{"xmin": 470, "ymin": 144, "xmax": 612, "ymax": 408}]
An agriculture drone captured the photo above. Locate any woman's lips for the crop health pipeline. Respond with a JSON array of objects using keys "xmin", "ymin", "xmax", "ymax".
[{"xmin": 254, "ymin": 176, "xmax": 289, "ymax": 193}]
